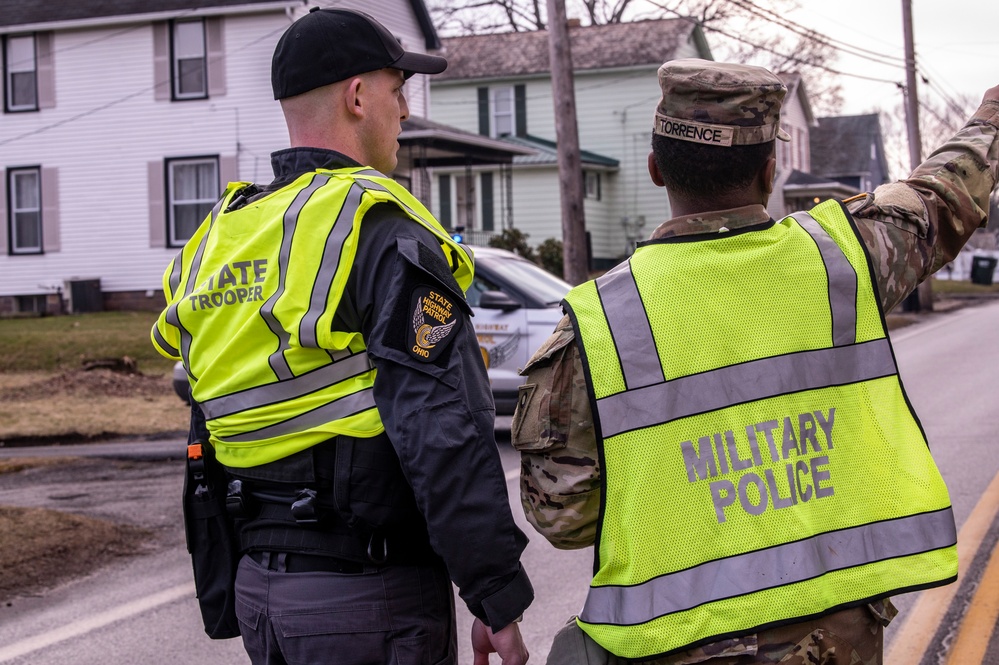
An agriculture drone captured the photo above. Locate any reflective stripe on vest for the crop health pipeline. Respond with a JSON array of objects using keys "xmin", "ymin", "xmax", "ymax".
[
  {"xmin": 199, "ymin": 349, "xmax": 373, "ymax": 420},
  {"xmin": 164, "ymin": 194, "xmax": 228, "ymax": 378},
  {"xmin": 593, "ymin": 212, "xmax": 871, "ymax": 437},
  {"xmin": 580, "ymin": 506, "xmax": 956, "ymax": 625},
  {"xmin": 259, "ymin": 173, "xmax": 335, "ymax": 380},
  {"xmin": 152, "ymin": 168, "xmax": 473, "ymax": 468},
  {"xmin": 788, "ymin": 212, "xmax": 857, "ymax": 347},
  {"xmin": 595, "ymin": 338, "xmax": 897, "ymax": 438},
  {"xmin": 564, "ymin": 202, "xmax": 957, "ymax": 659}
]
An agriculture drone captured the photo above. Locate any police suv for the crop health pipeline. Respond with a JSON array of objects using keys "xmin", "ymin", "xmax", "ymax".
[{"xmin": 173, "ymin": 246, "xmax": 570, "ymax": 415}]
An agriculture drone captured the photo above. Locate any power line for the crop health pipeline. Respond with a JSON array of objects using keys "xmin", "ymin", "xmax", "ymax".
[
  {"xmin": 917, "ymin": 98, "xmax": 957, "ymax": 129},
  {"xmin": 650, "ymin": 3, "xmax": 900, "ymax": 85},
  {"xmin": 726, "ymin": 0, "xmax": 907, "ymax": 69},
  {"xmin": 920, "ymin": 75, "xmax": 972, "ymax": 118},
  {"xmin": 4, "ymin": 9, "xmax": 202, "ymax": 70},
  {"xmin": 917, "ymin": 64, "xmax": 975, "ymax": 117}
]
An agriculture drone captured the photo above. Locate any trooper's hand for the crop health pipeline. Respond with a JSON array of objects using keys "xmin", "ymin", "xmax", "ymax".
[
  {"xmin": 983, "ymin": 85, "xmax": 999, "ymax": 105},
  {"xmin": 471, "ymin": 617, "xmax": 529, "ymax": 665}
]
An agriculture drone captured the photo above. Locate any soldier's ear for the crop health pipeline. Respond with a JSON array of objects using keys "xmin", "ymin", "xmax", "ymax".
[
  {"xmin": 648, "ymin": 152, "xmax": 665, "ymax": 187},
  {"xmin": 762, "ymin": 157, "xmax": 777, "ymax": 196}
]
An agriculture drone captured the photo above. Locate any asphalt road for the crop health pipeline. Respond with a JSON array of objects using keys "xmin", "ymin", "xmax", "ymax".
[{"xmin": 2, "ymin": 300, "xmax": 999, "ymax": 664}]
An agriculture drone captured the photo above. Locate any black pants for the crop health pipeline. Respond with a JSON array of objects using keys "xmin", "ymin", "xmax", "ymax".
[{"xmin": 234, "ymin": 553, "xmax": 456, "ymax": 665}]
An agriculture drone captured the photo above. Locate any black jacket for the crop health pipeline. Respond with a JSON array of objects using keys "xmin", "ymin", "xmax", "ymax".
[{"xmin": 219, "ymin": 147, "xmax": 533, "ymax": 630}]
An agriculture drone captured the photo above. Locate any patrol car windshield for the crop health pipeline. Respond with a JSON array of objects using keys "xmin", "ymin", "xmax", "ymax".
[{"xmin": 476, "ymin": 254, "xmax": 570, "ymax": 307}]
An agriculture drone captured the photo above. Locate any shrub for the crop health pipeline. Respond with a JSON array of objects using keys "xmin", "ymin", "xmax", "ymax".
[
  {"xmin": 488, "ymin": 228, "xmax": 536, "ymax": 261},
  {"xmin": 536, "ymin": 238, "xmax": 564, "ymax": 277}
]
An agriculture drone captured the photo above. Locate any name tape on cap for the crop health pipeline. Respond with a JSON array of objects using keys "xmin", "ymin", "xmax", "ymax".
[{"xmin": 655, "ymin": 115, "xmax": 735, "ymax": 147}]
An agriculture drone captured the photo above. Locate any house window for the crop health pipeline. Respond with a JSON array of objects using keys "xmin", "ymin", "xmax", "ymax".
[
  {"xmin": 172, "ymin": 20, "xmax": 207, "ymax": 100},
  {"xmin": 167, "ymin": 157, "xmax": 218, "ymax": 245},
  {"xmin": 4, "ymin": 34, "xmax": 37, "ymax": 112},
  {"xmin": 7, "ymin": 167, "xmax": 42, "ymax": 254},
  {"xmin": 584, "ymin": 172, "xmax": 601, "ymax": 200},
  {"xmin": 492, "ymin": 86, "xmax": 514, "ymax": 137}
]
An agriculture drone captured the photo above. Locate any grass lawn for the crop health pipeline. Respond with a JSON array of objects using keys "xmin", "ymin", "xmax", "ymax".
[
  {"xmin": 0, "ymin": 311, "xmax": 187, "ymax": 442},
  {"xmin": 931, "ymin": 276, "xmax": 999, "ymax": 297},
  {"xmin": 0, "ymin": 310, "xmax": 175, "ymax": 373}
]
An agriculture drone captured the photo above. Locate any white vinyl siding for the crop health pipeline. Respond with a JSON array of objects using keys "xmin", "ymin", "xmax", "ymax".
[
  {"xmin": 768, "ymin": 82, "xmax": 812, "ymax": 219},
  {"xmin": 5, "ymin": 34, "xmax": 37, "ymax": 111},
  {"xmin": 8, "ymin": 167, "xmax": 41, "ymax": 253},
  {"xmin": 0, "ymin": 2, "xmax": 436, "ymax": 298},
  {"xmin": 167, "ymin": 157, "xmax": 218, "ymax": 246}
]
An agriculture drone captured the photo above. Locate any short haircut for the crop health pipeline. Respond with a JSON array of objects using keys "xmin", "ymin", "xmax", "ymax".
[{"xmin": 652, "ymin": 134, "xmax": 775, "ymax": 199}]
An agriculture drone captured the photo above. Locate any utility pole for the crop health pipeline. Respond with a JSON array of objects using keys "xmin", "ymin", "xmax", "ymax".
[
  {"xmin": 901, "ymin": 0, "xmax": 933, "ymax": 311},
  {"xmin": 546, "ymin": 0, "xmax": 589, "ymax": 285},
  {"xmin": 901, "ymin": 0, "xmax": 922, "ymax": 172}
]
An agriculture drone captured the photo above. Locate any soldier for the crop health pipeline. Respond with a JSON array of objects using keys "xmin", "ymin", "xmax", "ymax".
[
  {"xmin": 152, "ymin": 8, "xmax": 532, "ymax": 665},
  {"xmin": 513, "ymin": 59, "xmax": 999, "ymax": 664}
]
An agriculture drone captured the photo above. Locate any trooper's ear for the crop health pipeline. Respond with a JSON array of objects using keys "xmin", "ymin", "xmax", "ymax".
[
  {"xmin": 344, "ymin": 76, "xmax": 364, "ymax": 118},
  {"xmin": 648, "ymin": 151, "xmax": 666, "ymax": 187}
]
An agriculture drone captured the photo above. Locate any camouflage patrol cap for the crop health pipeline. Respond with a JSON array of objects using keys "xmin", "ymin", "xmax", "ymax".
[{"xmin": 654, "ymin": 58, "xmax": 791, "ymax": 147}]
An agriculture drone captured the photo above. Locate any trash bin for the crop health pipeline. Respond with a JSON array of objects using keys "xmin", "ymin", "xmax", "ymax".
[{"xmin": 970, "ymin": 256, "xmax": 998, "ymax": 285}]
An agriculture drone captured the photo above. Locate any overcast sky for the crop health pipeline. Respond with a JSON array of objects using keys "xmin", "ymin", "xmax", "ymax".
[{"xmin": 785, "ymin": 1, "xmax": 996, "ymax": 116}]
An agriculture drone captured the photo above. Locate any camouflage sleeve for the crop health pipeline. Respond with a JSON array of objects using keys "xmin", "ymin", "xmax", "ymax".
[
  {"xmin": 849, "ymin": 100, "xmax": 999, "ymax": 312},
  {"xmin": 511, "ymin": 315, "xmax": 600, "ymax": 550}
]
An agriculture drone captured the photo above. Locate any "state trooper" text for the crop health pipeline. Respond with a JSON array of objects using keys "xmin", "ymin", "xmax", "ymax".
[{"xmin": 188, "ymin": 259, "xmax": 268, "ymax": 311}]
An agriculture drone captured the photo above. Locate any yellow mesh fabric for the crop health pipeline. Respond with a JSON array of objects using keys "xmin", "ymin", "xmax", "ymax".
[
  {"xmin": 569, "ymin": 280, "xmax": 626, "ymax": 397},
  {"xmin": 586, "ymin": 549, "xmax": 957, "ymax": 660},
  {"xmin": 157, "ymin": 170, "xmax": 474, "ymax": 467},
  {"xmin": 596, "ymin": 378, "xmax": 948, "ymax": 586},
  {"xmin": 567, "ymin": 203, "xmax": 956, "ymax": 658},
  {"xmin": 636, "ymin": 219, "xmax": 833, "ymax": 378}
]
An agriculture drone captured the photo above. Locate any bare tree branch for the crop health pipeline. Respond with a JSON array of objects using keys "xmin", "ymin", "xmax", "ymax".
[{"xmin": 429, "ymin": 0, "xmax": 846, "ymax": 113}]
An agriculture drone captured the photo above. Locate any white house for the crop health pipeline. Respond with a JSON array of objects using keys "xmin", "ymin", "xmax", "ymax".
[
  {"xmin": 767, "ymin": 72, "xmax": 817, "ymax": 219},
  {"xmin": 0, "ymin": 0, "xmax": 520, "ymax": 315},
  {"xmin": 430, "ymin": 18, "xmax": 712, "ymax": 269}
]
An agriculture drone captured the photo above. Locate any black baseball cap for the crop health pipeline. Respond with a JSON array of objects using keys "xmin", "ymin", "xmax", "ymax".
[{"xmin": 271, "ymin": 7, "xmax": 448, "ymax": 100}]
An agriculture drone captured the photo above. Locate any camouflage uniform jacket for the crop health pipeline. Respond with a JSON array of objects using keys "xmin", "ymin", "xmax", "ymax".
[{"xmin": 512, "ymin": 99, "xmax": 999, "ymax": 664}]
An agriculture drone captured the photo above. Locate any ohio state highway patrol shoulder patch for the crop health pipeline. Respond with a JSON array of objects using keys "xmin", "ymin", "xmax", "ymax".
[{"xmin": 408, "ymin": 286, "xmax": 462, "ymax": 362}]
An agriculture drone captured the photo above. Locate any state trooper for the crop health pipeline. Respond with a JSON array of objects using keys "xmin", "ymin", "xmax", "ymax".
[
  {"xmin": 152, "ymin": 8, "xmax": 532, "ymax": 665},
  {"xmin": 513, "ymin": 59, "xmax": 999, "ymax": 664}
]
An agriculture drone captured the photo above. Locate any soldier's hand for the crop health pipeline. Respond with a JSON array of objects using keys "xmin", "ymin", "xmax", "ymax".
[
  {"xmin": 471, "ymin": 617, "xmax": 529, "ymax": 665},
  {"xmin": 983, "ymin": 85, "xmax": 999, "ymax": 105}
]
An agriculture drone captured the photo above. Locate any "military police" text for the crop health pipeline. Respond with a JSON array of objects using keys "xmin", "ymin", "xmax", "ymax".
[{"xmin": 680, "ymin": 408, "xmax": 837, "ymax": 523}]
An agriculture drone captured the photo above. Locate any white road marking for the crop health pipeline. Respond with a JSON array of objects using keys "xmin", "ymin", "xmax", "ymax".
[{"xmin": 0, "ymin": 582, "xmax": 194, "ymax": 662}]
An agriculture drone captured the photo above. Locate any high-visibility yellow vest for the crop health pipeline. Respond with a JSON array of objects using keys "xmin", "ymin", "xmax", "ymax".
[
  {"xmin": 563, "ymin": 200, "xmax": 957, "ymax": 660},
  {"xmin": 151, "ymin": 167, "xmax": 474, "ymax": 468}
]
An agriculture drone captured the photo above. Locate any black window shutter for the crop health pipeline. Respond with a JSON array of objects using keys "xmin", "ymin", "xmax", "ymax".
[
  {"xmin": 477, "ymin": 87, "xmax": 489, "ymax": 136},
  {"xmin": 515, "ymin": 84, "xmax": 527, "ymax": 137},
  {"xmin": 481, "ymin": 172, "xmax": 494, "ymax": 231},
  {"xmin": 439, "ymin": 175, "xmax": 452, "ymax": 226}
]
